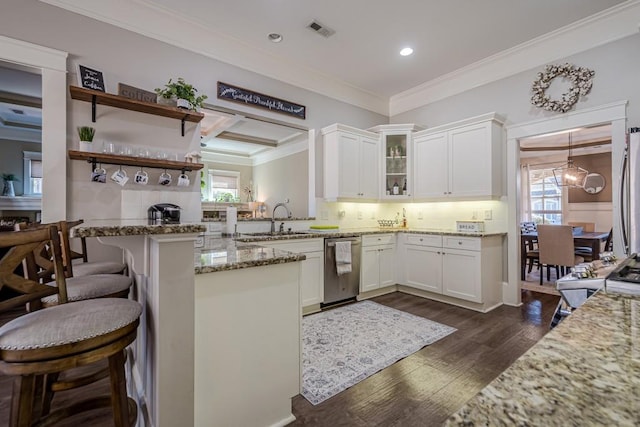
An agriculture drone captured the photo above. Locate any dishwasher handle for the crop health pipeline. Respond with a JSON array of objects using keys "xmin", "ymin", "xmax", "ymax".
[{"xmin": 326, "ymin": 239, "xmax": 361, "ymax": 247}]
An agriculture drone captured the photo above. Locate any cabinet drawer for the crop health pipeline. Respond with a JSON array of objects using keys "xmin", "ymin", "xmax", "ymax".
[
  {"xmin": 405, "ymin": 234, "xmax": 442, "ymax": 247},
  {"xmin": 443, "ymin": 236, "xmax": 481, "ymax": 251},
  {"xmin": 363, "ymin": 233, "xmax": 395, "ymax": 247}
]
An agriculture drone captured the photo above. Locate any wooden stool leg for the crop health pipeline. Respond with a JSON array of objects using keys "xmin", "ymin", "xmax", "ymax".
[
  {"xmin": 41, "ymin": 372, "xmax": 60, "ymax": 416},
  {"xmin": 11, "ymin": 375, "xmax": 35, "ymax": 427},
  {"xmin": 108, "ymin": 349, "xmax": 130, "ymax": 427}
]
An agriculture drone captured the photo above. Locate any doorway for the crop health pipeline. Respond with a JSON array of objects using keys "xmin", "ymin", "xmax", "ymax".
[
  {"xmin": 518, "ymin": 124, "xmax": 613, "ymax": 292},
  {"xmin": 504, "ymin": 101, "xmax": 627, "ymax": 306},
  {"xmin": 0, "ymin": 35, "xmax": 67, "ymax": 222}
]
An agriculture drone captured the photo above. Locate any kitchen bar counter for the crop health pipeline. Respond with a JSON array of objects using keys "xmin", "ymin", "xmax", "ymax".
[
  {"xmin": 70, "ymin": 219, "xmax": 206, "ymax": 238},
  {"xmin": 195, "ymin": 238, "xmax": 305, "ymax": 274},
  {"xmin": 445, "ymin": 291, "xmax": 640, "ymax": 426}
]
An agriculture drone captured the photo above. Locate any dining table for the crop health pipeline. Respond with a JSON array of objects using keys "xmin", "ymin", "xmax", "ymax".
[{"xmin": 520, "ymin": 230, "xmax": 611, "ymax": 280}]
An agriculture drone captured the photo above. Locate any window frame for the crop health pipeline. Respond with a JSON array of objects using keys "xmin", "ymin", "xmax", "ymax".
[
  {"xmin": 528, "ymin": 167, "xmax": 563, "ymax": 225},
  {"xmin": 22, "ymin": 151, "xmax": 42, "ymax": 196}
]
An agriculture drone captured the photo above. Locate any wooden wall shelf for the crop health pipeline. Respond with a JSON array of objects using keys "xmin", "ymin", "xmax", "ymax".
[
  {"xmin": 68, "ymin": 150, "xmax": 204, "ymax": 173},
  {"xmin": 69, "ymin": 86, "xmax": 204, "ymax": 136}
]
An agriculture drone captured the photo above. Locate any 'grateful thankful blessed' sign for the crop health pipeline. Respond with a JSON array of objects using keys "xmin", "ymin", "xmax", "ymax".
[{"xmin": 217, "ymin": 82, "xmax": 306, "ymax": 119}]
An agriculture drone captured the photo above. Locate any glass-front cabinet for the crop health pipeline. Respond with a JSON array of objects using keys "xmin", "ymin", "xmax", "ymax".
[{"xmin": 370, "ymin": 124, "xmax": 423, "ymax": 201}]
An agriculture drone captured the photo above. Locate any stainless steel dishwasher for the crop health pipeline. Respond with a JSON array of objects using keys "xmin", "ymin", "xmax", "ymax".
[{"xmin": 323, "ymin": 236, "xmax": 361, "ymax": 305}]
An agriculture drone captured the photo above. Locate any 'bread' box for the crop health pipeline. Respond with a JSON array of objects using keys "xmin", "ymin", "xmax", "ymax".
[{"xmin": 456, "ymin": 221, "xmax": 485, "ymax": 232}]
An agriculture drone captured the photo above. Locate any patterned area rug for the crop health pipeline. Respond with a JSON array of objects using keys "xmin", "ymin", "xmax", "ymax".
[{"xmin": 301, "ymin": 300, "xmax": 457, "ymax": 405}]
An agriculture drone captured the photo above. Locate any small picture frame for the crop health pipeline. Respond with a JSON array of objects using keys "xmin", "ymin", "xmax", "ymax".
[{"xmin": 77, "ymin": 64, "xmax": 106, "ymax": 92}]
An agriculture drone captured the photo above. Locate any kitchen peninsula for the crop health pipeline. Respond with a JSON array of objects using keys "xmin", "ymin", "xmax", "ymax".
[{"xmin": 70, "ymin": 221, "xmax": 306, "ymax": 427}]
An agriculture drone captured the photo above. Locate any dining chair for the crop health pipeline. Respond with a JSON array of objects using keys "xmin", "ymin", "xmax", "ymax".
[
  {"xmin": 537, "ymin": 224, "xmax": 584, "ymax": 285},
  {"xmin": 567, "ymin": 221, "xmax": 595, "ymax": 232},
  {"xmin": 520, "ymin": 222, "xmax": 539, "ymax": 280},
  {"xmin": 0, "ymin": 225, "xmax": 142, "ymax": 426}
]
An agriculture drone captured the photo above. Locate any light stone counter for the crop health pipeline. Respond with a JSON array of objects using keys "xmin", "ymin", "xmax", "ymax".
[
  {"xmin": 445, "ymin": 291, "xmax": 640, "ymax": 426},
  {"xmin": 70, "ymin": 219, "xmax": 206, "ymax": 238},
  {"xmin": 195, "ymin": 238, "xmax": 305, "ymax": 274}
]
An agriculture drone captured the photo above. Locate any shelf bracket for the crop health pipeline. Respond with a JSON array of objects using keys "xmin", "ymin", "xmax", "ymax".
[
  {"xmin": 91, "ymin": 95, "xmax": 97, "ymax": 123},
  {"xmin": 181, "ymin": 116, "xmax": 187, "ymax": 137},
  {"xmin": 87, "ymin": 157, "xmax": 97, "ymax": 170},
  {"xmin": 181, "ymin": 168, "xmax": 187, "ymax": 175}
]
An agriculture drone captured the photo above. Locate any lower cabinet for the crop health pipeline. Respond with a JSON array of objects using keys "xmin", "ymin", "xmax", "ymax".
[
  {"xmin": 259, "ymin": 239, "xmax": 324, "ymax": 308},
  {"xmin": 400, "ymin": 233, "xmax": 501, "ymax": 307},
  {"xmin": 361, "ymin": 234, "xmax": 396, "ymax": 293}
]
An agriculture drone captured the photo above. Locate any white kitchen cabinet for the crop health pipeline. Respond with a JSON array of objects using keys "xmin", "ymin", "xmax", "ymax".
[
  {"xmin": 413, "ymin": 113, "xmax": 504, "ymax": 199},
  {"xmin": 369, "ymin": 124, "xmax": 423, "ymax": 200},
  {"xmin": 259, "ymin": 239, "xmax": 324, "ymax": 310},
  {"xmin": 399, "ymin": 233, "xmax": 502, "ymax": 310},
  {"xmin": 360, "ymin": 234, "xmax": 396, "ymax": 292},
  {"xmin": 322, "ymin": 124, "xmax": 379, "ymax": 200}
]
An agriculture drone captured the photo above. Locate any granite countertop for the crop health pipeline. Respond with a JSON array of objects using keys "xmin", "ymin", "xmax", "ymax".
[
  {"xmin": 70, "ymin": 220, "xmax": 206, "ymax": 238},
  {"xmin": 235, "ymin": 228, "xmax": 505, "ymax": 243},
  {"xmin": 445, "ymin": 291, "xmax": 640, "ymax": 426},
  {"xmin": 195, "ymin": 238, "xmax": 306, "ymax": 274}
]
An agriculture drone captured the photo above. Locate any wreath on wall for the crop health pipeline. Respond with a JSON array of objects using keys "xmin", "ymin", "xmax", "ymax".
[{"xmin": 530, "ymin": 63, "xmax": 595, "ymax": 113}]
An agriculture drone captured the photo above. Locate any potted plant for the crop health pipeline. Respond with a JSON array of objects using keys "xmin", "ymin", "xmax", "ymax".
[
  {"xmin": 155, "ymin": 77, "xmax": 208, "ymax": 111},
  {"xmin": 77, "ymin": 126, "xmax": 96, "ymax": 152},
  {"xmin": 2, "ymin": 173, "xmax": 19, "ymax": 197}
]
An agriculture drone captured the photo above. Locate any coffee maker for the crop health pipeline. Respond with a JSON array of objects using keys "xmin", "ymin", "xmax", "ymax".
[{"xmin": 148, "ymin": 203, "xmax": 181, "ymax": 224}]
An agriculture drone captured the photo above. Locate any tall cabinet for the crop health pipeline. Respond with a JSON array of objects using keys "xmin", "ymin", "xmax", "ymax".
[
  {"xmin": 322, "ymin": 124, "xmax": 379, "ymax": 201},
  {"xmin": 413, "ymin": 113, "xmax": 504, "ymax": 199}
]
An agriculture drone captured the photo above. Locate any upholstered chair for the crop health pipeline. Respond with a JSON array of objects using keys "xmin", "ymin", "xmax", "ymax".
[{"xmin": 537, "ymin": 224, "xmax": 584, "ymax": 285}]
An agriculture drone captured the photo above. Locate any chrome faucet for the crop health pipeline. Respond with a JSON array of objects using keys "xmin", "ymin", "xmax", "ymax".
[{"xmin": 271, "ymin": 202, "xmax": 291, "ymax": 233}]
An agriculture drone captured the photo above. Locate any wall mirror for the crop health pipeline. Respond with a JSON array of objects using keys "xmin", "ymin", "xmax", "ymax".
[{"xmin": 583, "ymin": 172, "xmax": 606, "ymax": 194}]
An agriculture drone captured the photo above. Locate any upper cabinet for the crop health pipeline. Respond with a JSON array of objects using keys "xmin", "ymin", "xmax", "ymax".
[
  {"xmin": 369, "ymin": 124, "xmax": 423, "ymax": 201},
  {"xmin": 322, "ymin": 124, "xmax": 379, "ymax": 201},
  {"xmin": 413, "ymin": 113, "xmax": 505, "ymax": 200}
]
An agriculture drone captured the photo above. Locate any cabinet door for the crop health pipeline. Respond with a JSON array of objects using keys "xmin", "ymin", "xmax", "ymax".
[
  {"xmin": 405, "ymin": 246, "xmax": 442, "ymax": 293},
  {"xmin": 413, "ymin": 131, "xmax": 449, "ymax": 198},
  {"xmin": 359, "ymin": 135, "xmax": 379, "ymax": 199},
  {"xmin": 338, "ymin": 132, "xmax": 361, "ymax": 198},
  {"xmin": 300, "ymin": 251, "xmax": 323, "ymax": 307},
  {"xmin": 378, "ymin": 245, "xmax": 396, "ymax": 287},
  {"xmin": 442, "ymin": 248, "xmax": 482, "ymax": 303},
  {"xmin": 360, "ymin": 246, "xmax": 381, "ymax": 292},
  {"xmin": 449, "ymin": 123, "xmax": 491, "ymax": 197}
]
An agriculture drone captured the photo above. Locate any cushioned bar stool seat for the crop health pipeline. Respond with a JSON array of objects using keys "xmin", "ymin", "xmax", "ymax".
[
  {"xmin": 41, "ymin": 274, "xmax": 133, "ymax": 306},
  {"xmin": 72, "ymin": 260, "xmax": 127, "ymax": 277}
]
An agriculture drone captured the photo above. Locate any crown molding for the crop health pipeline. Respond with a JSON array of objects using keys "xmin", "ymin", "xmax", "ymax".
[
  {"xmin": 0, "ymin": 34, "xmax": 67, "ymax": 72},
  {"xmin": 38, "ymin": 0, "xmax": 388, "ymax": 116},
  {"xmin": 390, "ymin": 0, "xmax": 640, "ymax": 116}
]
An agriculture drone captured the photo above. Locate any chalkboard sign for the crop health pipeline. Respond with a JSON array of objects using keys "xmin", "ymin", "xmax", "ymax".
[
  {"xmin": 77, "ymin": 65, "xmax": 106, "ymax": 92},
  {"xmin": 217, "ymin": 82, "xmax": 306, "ymax": 119}
]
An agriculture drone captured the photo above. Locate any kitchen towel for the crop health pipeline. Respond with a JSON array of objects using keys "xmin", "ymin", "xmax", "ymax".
[
  {"xmin": 226, "ymin": 206, "xmax": 237, "ymax": 235},
  {"xmin": 335, "ymin": 241, "xmax": 352, "ymax": 275}
]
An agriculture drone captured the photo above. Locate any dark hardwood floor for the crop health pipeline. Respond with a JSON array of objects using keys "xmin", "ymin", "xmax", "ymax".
[
  {"xmin": 0, "ymin": 290, "xmax": 558, "ymax": 426},
  {"xmin": 290, "ymin": 290, "xmax": 559, "ymax": 427}
]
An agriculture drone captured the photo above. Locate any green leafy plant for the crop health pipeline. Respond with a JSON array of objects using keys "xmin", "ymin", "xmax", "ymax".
[
  {"xmin": 155, "ymin": 77, "xmax": 208, "ymax": 111},
  {"xmin": 77, "ymin": 126, "xmax": 95, "ymax": 142},
  {"xmin": 2, "ymin": 173, "xmax": 19, "ymax": 182}
]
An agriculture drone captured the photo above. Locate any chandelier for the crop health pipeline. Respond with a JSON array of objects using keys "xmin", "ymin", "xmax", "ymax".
[{"xmin": 553, "ymin": 132, "xmax": 588, "ymax": 187}]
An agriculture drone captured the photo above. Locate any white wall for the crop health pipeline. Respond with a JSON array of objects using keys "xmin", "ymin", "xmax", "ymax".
[
  {"xmin": 253, "ymin": 150, "xmax": 309, "ymax": 217},
  {"xmin": 0, "ymin": 140, "xmax": 40, "ymax": 195}
]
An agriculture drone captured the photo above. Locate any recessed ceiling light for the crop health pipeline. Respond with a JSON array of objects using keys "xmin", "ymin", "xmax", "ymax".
[
  {"xmin": 400, "ymin": 47, "xmax": 413, "ymax": 56},
  {"xmin": 268, "ymin": 33, "xmax": 283, "ymax": 43}
]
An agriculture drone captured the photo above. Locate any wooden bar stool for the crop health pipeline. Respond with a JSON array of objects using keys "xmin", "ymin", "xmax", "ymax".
[
  {"xmin": 0, "ymin": 225, "xmax": 141, "ymax": 426},
  {"xmin": 61, "ymin": 220, "xmax": 127, "ymax": 277},
  {"xmin": 15, "ymin": 221, "xmax": 133, "ymax": 308}
]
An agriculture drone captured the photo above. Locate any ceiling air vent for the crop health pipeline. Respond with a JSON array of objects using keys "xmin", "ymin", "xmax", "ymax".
[
  {"xmin": 10, "ymin": 109, "xmax": 25, "ymax": 115},
  {"xmin": 307, "ymin": 20, "xmax": 335, "ymax": 38}
]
